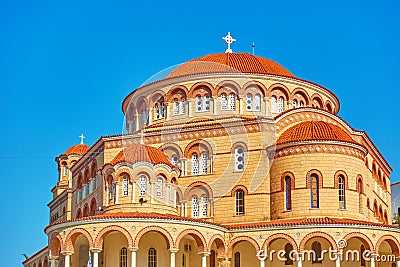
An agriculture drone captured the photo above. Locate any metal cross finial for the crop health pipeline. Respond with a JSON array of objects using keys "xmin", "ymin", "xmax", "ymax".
[
  {"xmin": 222, "ymin": 32, "xmax": 236, "ymax": 53},
  {"xmin": 252, "ymin": 42, "xmax": 255, "ymax": 55},
  {"xmin": 79, "ymin": 134, "xmax": 85, "ymax": 144}
]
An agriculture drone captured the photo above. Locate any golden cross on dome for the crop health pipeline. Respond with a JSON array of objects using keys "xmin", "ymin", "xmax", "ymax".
[
  {"xmin": 79, "ymin": 134, "xmax": 85, "ymax": 144},
  {"xmin": 222, "ymin": 32, "xmax": 236, "ymax": 53}
]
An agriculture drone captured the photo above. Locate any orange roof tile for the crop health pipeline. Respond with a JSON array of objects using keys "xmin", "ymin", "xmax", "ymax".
[
  {"xmin": 277, "ymin": 121, "xmax": 355, "ymax": 145},
  {"xmin": 64, "ymin": 144, "xmax": 90, "ymax": 156},
  {"xmin": 167, "ymin": 53, "xmax": 294, "ymax": 78},
  {"xmin": 110, "ymin": 143, "xmax": 175, "ymax": 167}
]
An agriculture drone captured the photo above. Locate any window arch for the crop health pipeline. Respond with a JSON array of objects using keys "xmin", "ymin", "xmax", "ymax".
[
  {"xmin": 220, "ymin": 93, "xmax": 228, "ymax": 110},
  {"xmin": 278, "ymin": 96, "xmax": 284, "ymax": 112},
  {"xmin": 310, "ymin": 174, "xmax": 319, "ymax": 208},
  {"xmin": 120, "ymin": 247, "xmax": 127, "ymax": 267},
  {"xmin": 154, "ymin": 101, "xmax": 165, "ymax": 120},
  {"xmin": 311, "ymin": 241, "xmax": 322, "ymax": 263},
  {"xmin": 234, "ymin": 252, "xmax": 240, "ymax": 267},
  {"xmin": 235, "ymin": 146, "xmax": 245, "ymax": 171},
  {"xmin": 338, "ymin": 175, "xmax": 345, "ymax": 209},
  {"xmin": 235, "ymin": 189, "xmax": 245, "ymax": 215},
  {"xmin": 284, "ymin": 243, "xmax": 294, "ymax": 265},
  {"xmin": 192, "ymin": 195, "xmax": 199, "ymax": 218},
  {"xmin": 285, "ymin": 176, "xmax": 292, "ymax": 211},
  {"xmin": 139, "ymin": 175, "xmax": 147, "ymax": 196},
  {"xmin": 148, "ymin": 247, "xmax": 157, "ymax": 267}
]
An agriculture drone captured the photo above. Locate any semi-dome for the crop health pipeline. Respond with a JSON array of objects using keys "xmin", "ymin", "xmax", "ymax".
[
  {"xmin": 277, "ymin": 121, "xmax": 355, "ymax": 145},
  {"xmin": 167, "ymin": 52, "xmax": 295, "ymax": 78},
  {"xmin": 64, "ymin": 144, "xmax": 90, "ymax": 156},
  {"xmin": 111, "ymin": 143, "xmax": 175, "ymax": 167}
]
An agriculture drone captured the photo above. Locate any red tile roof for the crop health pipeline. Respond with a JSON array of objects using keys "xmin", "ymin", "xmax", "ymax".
[
  {"xmin": 64, "ymin": 144, "xmax": 90, "ymax": 156},
  {"xmin": 277, "ymin": 121, "xmax": 355, "ymax": 145},
  {"xmin": 167, "ymin": 53, "xmax": 294, "ymax": 78},
  {"xmin": 110, "ymin": 143, "xmax": 175, "ymax": 168}
]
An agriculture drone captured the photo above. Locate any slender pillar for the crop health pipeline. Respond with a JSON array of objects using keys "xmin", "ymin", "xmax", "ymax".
[
  {"xmin": 199, "ymin": 252, "xmax": 210, "ymax": 267},
  {"xmin": 61, "ymin": 251, "xmax": 73, "ymax": 267},
  {"xmin": 115, "ymin": 182, "xmax": 119, "ymax": 204},
  {"xmin": 148, "ymin": 108, "xmax": 153, "ymax": 125},
  {"xmin": 370, "ymin": 254, "xmax": 377, "ymax": 267},
  {"xmin": 90, "ymin": 248, "xmax": 102, "ymax": 267},
  {"xmin": 105, "ymin": 185, "xmax": 109, "ymax": 206},
  {"xmin": 150, "ymin": 182, "xmax": 155, "ymax": 203},
  {"xmin": 335, "ymin": 256, "xmax": 341, "ymax": 267},
  {"xmin": 165, "ymin": 103, "xmax": 170, "ymax": 121},
  {"xmin": 170, "ymin": 248, "xmax": 179, "ymax": 267},
  {"xmin": 135, "ymin": 115, "xmax": 140, "ymax": 130},
  {"xmin": 396, "ymin": 257, "xmax": 400, "ymax": 267},
  {"xmin": 213, "ymin": 98, "xmax": 218, "ymax": 115},
  {"xmin": 173, "ymin": 188, "xmax": 177, "ymax": 208},
  {"xmin": 128, "ymin": 247, "xmax": 138, "ymax": 267},
  {"xmin": 131, "ymin": 181, "xmax": 136, "ymax": 203},
  {"xmin": 166, "ymin": 184, "xmax": 170, "ymax": 205},
  {"xmin": 239, "ymin": 97, "xmax": 243, "ymax": 114},
  {"xmin": 264, "ymin": 97, "xmax": 269, "ymax": 116},
  {"xmin": 49, "ymin": 256, "xmax": 58, "ymax": 267},
  {"xmin": 297, "ymin": 252, "xmax": 303, "ymax": 267},
  {"xmin": 188, "ymin": 100, "xmax": 193, "ymax": 117}
]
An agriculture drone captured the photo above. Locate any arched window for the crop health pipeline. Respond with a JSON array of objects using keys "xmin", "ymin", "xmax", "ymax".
[
  {"xmin": 171, "ymin": 155, "xmax": 178, "ymax": 166},
  {"xmin": 278, "ymin": 96, "xmax": 284, "ymax": 112},
  {"xmin": 148, "ymin": 248, "xmax": 157, "ymax": 267},
  {"xmin": 254, "ymin": 94, "xmax": 261, "ymax": 111},
  {"xmin": 293, "ymin": 99, "xmax": 297, "ymax": 108},
  {"xmin": 120, "ymin": 247, "xmax": 127, "ymax": 267},
  {"xmin": 228, "ymin": 93, "xmax": 236, "ymax": 110},
  {"xmin": 235, "ymin": 146, "xmax": 245, "ymax": 171},
  {"xmin": 220, "ymin": 93, "xmax": 227, "ymax": 110},
  {"xmin": 141, "ymin": 109, "xmax": 149, "ymax": 125},
  {"xmin": 192, "ymin": 196, "xmax": 199, "ymax": 218},
  {"xmin": 338, "ymin": 175, "xmax": 345, "ymax": 209},
  {"xmin": 200, "ymin": 195, "xmax": 208, "ymax": 218},
  {"xmin": 311, "ymin": 241, "xmax": 322, "ymax": 263},
  {"xmin": 139, "ymin": 176, "xmax": 147, "ymax": 196},
  {"xmin": 203, "ymin": 94, "xmax": 210, "ymax": 111},
  {"xmin": 210, "ymin": 250, "xmax": 216, "ymax": 267},
  {"xmin": 235, "ymin": 189, "xmax": 245, "ymax": 215},
  {"xmin": 234, "ymin": 252, "xmax": 240, "ymax": 267},
  {"xmin": 360, "ymin": 245, "xmax": 366, "ymax": 267},
  {"xmin": 156, "ymin": 177, "xmax": 163, "ymax": 198},
  {"xmin": 110, "ymin": 182, "xmax": 115, "ymax": 199},
  {"xmin": 192, "ymin": 153, "xmax": 199, "ymax": 175},
  {"xmin": 246, "ymin": 93, "xmax": 253, "ymax": 111},
  {"xmin": 196, "ymin": 95, "xmax": 202, "ymax": 112},
  {"xmin": 122, "ymin": 177, "xmax": 129, "ymax": 197},
  {"xmin": 358, "ymin": 178, "xmax": 363, "ymax": 213},
  {"xmin": 284, "ymin": 243, "xmax": 294, "ymax": 265},
  {"xmin": 180, "ymin": 98, "xmax": 186, "ymax": 114},
  {"xmin": 285, "ymin": 176, "xmax": 292, "ymax": 211},
  {"xmin": 155, "ymin": 102, "xmax": 164, "ymax": 119},
  {"xmin": 310, "ymin": 174, "xmax": 319, "ymax": 208},
  {"xmin": 271, "ymin": 96, "xmax": 277, "ymax": 113},
  {"xmin": 174, "ymin": 98, "xmax": 179, "ymax": 115},
  {"xmin": 200, "ymin": 153, "xmax": 208, "ymax": 174}
]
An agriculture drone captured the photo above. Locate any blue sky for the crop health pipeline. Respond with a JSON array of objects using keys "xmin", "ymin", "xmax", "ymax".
[{"xmin": 1, "ymin": 0, "xmax": 399, "ymax": 266}]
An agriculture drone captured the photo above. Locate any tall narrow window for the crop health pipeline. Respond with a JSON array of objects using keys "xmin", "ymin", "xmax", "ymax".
[
  {"xmin": 310, "ymin": 174, "xmax": 319, "ymax": 208},
  {"xmin": 139, "ymin": 176, "xmax": 147, "ymax": 196},
  {"xmin": 156, "ymin": 177, "xmax": 163, "ymax": 198},
  {"xmin": 180, "ymin": 98, "xmax": 186, "ymax": 114},
  {"xmin": 235, "ymin": 189, "xmax": 245, "ymax": 215},
  {"xmin": 284, "ymin": 243, "xmax": 294, "ymax": 265},
  {"xmin": 171, "ymin": 155, "xmax": 178, "ymax": 166},
  {"xmin": 210, "ymin": 250, "xmax": 216, "ymax": 267},
  {"xmin": 192, "ymin": 196, "xmax": 199, "ymax": 218},
  {"xmin": 360, "ymin": 245, "xmax": 366, "ymax": 266},
  {"xmin": 148, "ymin": 248, "xmax": 157, "ymax": 267},
  {"xmin": 120, "ymin": 247, "xmax": 127, "ymax": 267},
  {"xmin": 200, "ymin": 153, "xmax": 208, "ymax": 174},
  {"xmin": 285, "ymin": 176, "xmax": 292, "ymax": 210},
  {"xmin": 278, "ymin": 96, "xmax": 284, "ymax": 112},
  {"xmin": 254, "ymin": 94, "xmax": 261, "ymax": 111},
  {"xmin": 271, "ymin": 96, "xmax": 277, "ymax": 113},
  {"xmin": 220, "ymin": 93, "xmax": 227, "ymax": 110},
  {"xmin": 358, "ymin": 178, "xmax": 363, "ymax": 213},
  {"xmin": 63, "ymin": 165, "xmax": 68, "ymax": 176},
  {"xmin": 246, "ymin": 93, "xmax": 253, "ymax": 110},
  {"xmin": 293, "ymin": 99, "xmax": 297, "ymax": 108},
  {"xmin": 196, "ymin": 95, "xmax": 202, "ymax": 112},
  {"xmin": 299, "ymin": 100, "xmax": 304, "ymax": 107},
  {"xmin": 110, "ymin": 182, "xmax": 115, "ymax": 199},
  {"xmin": 122, "ymin": 177, "xmax": 129, "ymax": 196},
  {"xmin": 203, "ymin": 94, "xmax": 210, "ymax": 111},
  {"xmin": 312, "ymin": 241, "xmax": 322, "ymax": 263},
  {"xmin": 228, "ymin": 93, "xmax": 236, "ymax": 110},
  {"xmin": 338, "ymin": 175, "xmax": 345, "ymax": 209},
  {"xmin": 234, "ymin": 252, "xmax": 240, "ymax": 267},
  {"xmin": 235, "ymin": 146, "xmax": 245, "ymax": 171},
  {"xmin": 200, "ymin": 195, "xmax": 208, "ymax": 218},
  {"xmin": 142, "ymin": 109, "xmax": 149, "ymax": 125},
  {"xmin": 192, "ymin": 153, "xmax": 199, "ymax": 175},
  {"xmin": 174, "ymin": 98, "xmax": 179, "ymax": 115}
]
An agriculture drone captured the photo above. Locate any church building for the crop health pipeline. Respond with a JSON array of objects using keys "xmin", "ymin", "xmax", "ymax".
[{"xmin": 23, "ymin": 33, "xmax": 400, "ymax": 267}]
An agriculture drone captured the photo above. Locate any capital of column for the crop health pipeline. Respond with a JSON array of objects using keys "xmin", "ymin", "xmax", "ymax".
[
  {"xmin": 90, "ymin": 248, "xmax": 103, "ymax": 253},
  {"xmin": 49, "ymin": 255, "xmax": 59, "ymax": 260},
  {"xmin": 61, "ymin": 251, "xmax": 74, "ymax": 256},
  {"xmin": 169, "ymin": 248, "xmax": 179, "ymax": 253},
  {"xmin": 128, "ymin": 247, "xmax": 139, "ymax": 252},
  {"xmin": 198, "ymin": 252, "xmax": 211, "ymax": 256}
]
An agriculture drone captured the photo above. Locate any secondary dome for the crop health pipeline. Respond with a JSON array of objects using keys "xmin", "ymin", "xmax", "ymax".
[
  {"xmin": 277, "ymin": 121, "xmax": 354, "ymax": 145},
  {"xmin": 167, "ymin": 52, "xmax": 295, "ymax": 78},
  {"xmin": 111, "ymin": 143, "xmax": 175, "ymax": 167},
  {"xmin": 64, "ymin": 144, "xmax": 90, "ymax": 156}
]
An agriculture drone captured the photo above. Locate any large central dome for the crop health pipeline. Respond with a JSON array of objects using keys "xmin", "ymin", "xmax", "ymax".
[{"xmin": 167, "ymin": 52, "xmax": 295, "ymax": 78}]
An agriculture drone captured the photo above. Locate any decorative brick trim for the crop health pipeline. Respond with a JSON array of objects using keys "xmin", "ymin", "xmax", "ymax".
[
  {"xmin": 376, "ymin": 235, "xmax": 400, "ymax": 256},
  {"xmin": 175, "ymin": 228, "xmax": 207, "ymax": 252},
  {"xmin": 215, "ymin": 80, "xmax": 240, "ymax": 96},
  {"xmin": 93, "ymin": 225, "xmax": 133, "ymax": 248},
  {"xmin": 184, "ymin": 139, "xmax": 213, "ymax": 158},
  {"xmin": 184, "ymin": 181, "xmax": 213, "ymax": 200},
  {"xmin": 262, "ymin": 233, "xmax": 298, "ymax": 251},
  {"xmin": 343, "ymin": 232, "xmax": 374, "ymax": 251},
  {"xmin": 63, "ymin": 228, "xmax": 94, "ymax": 251},
  {"xmin": 242, "ymin": 80, "xmax": 268, "ymax": 97},
  {"xmin": 189, "ymin": 82, "xmax": 214, "ymax": 98},
  {"xmin": 166, "ymin": 85, "xmax": 189, "ymax": 102},
  {"xmin": 49, "ymin": 233, "xmax": 62, "ymax": 256},
  {"xmin": 231, "ymin": 185, "xmax": 248, "ymax": 197},
  {"xmin": 133, "ymin": 226, "xmax": 173, "ymax": 249},
  {"xmin": 227, "ymin": 236, "xmax": 260, "ymax": 255},
  {"xmin": 208, "ymin": 234, "xmax": 226, "ymax": 255},
  {"xmin": 281, "ymin": 172, "xmax": 295, "ymax": 192},
  {"xmin": 299, "ymin": 231, "xmax": 338, "ymax": 252},
  {"xmin": 306, "ymin": 169, "xmax": 323, "ymax": 189},
  {"xmin": 334, "ymin": 170, "xmax": 349, "ymax": 190}
]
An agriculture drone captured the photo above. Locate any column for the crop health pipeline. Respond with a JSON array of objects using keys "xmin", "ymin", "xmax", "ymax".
[
  {"xmin": 169, "ymin": 248, "xmax": 179, "ymax": 267},
  {"xmin": 370, "ymin": 255, "xmax": 375, "ymax": 267},
  {"xmin": 105, "ymin": 185, "xmax": 109, "ymax": 206},
  {"xmin": 128, "ymin": 121, "xmax": 134, "ymax": 133},
  {"xmin": 165, "ymin": 103, "xmax": 169, "ymax": 121},
  {"xmin": 135, "ymin": 115, "xmax": 140, "ymax": 130},
  {"xmin": 49, "ymin": 256, "xmax": 58, "ymax": 267},
  {"xmin": 396, "ymin": 257, "xmax": 400, "ymax": 267},
  {"xmin": 259, "ymin": 259, "xmax": 265, "ymax": 267},
  {"xmin": 213, "ymin": 98, "xmax": 218, "ymax": 115},
  {"xmin": 131, "ymin": 181, "xmax": 136, "ymax": 203},
  {"xmin": 166, "ymin": 184, "xmax": 170, "ymax": 206},
  {"xmin": 62, "ymin": 252, "xmax": 72, "ymax": 267},
  {"xmin": 188, "ymin": 100, "xmax": 193, "ymax": 117},
  {"xmin": 148, "ymin": 108, "xmax": 153, "ymax": 125},
  {"xmin": 150, "ymin": 182, "xmax": 155, "ymax": 204},
  {"xmin": 239, "ymin": 97, "xmax": 243, "ymax": 114},
  {"xmin": 335, "ymin": 255, "xmax": 341, "ymax": 267},
  {"xmin": 181, "ymin": 158, "xmax": 187, "ymax": 176},
  {"xmin": 129, "ymin": 247, "xmax": 138, "ymax": 267},
  {"xmin": 173, "ymin": 187, "xmax": 177, "ymax": 208},
  {"xmin": 115, "ymin": 182, "xmax": 119, "ymax": 204},
  {"xmin": 90, "ymin": 248, "xmax": 102, "ymax": 267},
  {"xmin": 199, "ymin": 252, "xmax": 210, "ymax": 267},
  {"xmin": 264, "ymin": 97, "xmax": 270, "ymax": 116},
  {"xmin": 297, "ymin": 252, "xmax": 303, "ymax": 267}
]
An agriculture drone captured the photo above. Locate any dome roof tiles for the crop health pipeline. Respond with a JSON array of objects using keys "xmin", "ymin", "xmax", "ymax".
[{"xmin": 64, "ymin": 144, "xmax": 90, "ymax": 156}]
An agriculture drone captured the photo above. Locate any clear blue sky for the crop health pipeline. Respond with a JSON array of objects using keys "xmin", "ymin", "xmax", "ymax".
[{"xmin": 1, "ymin": 0, "xmax": 399, "ymax": 266}]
